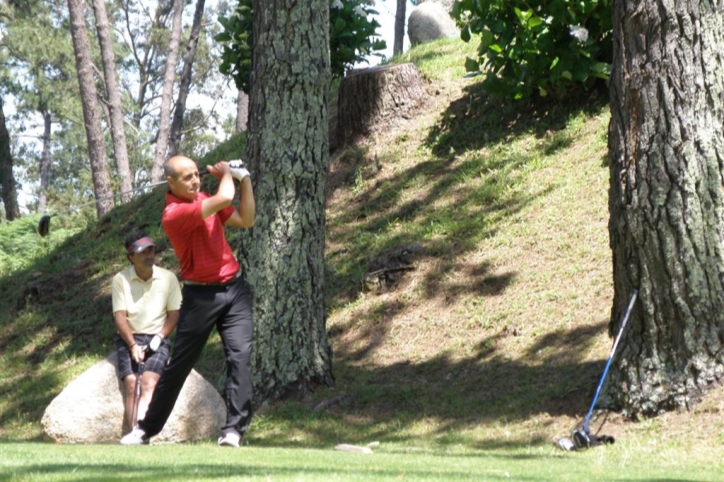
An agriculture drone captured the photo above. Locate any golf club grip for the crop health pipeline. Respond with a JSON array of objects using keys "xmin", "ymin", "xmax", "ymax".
[{"xmin": 582, "ymin": 290, "xmax": 638, "ymax": 430}]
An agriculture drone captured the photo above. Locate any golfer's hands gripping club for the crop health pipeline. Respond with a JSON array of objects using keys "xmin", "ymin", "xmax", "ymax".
[
  {"xmin": 131, "ymin": 343, "xmax": 145, "ymax": 363},
  {"xmin": 148, "ymin": 334, "xmax": 164, "ymax": 353},
  {"xmin": 228, "ymin": 159, "xmax": 250, "ymax": 181}
]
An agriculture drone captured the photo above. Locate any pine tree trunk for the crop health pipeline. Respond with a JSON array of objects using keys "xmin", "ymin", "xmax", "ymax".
[
  {"xmin": 394, "ymin": 0, "xmax": 406, "ymax": 56},
  {"xmin": 151, "ymin": 0, "xmax": 184, "ymax": 182},
  {"xmin": 0, "ymin": 96, "xmax": 20, "ymax": 220},
  {"xmin": 243, "ymin": 0, "xmax": 333, "ymax": 400},
  {"xmin": 91, "ymin": 0, "xmax": 133, "ymax": 203},
  {"xmin": 38, "ymin": 111, "xmax": 51, "ymax": 213},
  {"xmin": 169, "ymin": 0, "xmax": 206, "ymax": 156},
  {"xmin": 607, "ymin": 1, "xmax": 724, "ymax": 416},
  {"xmin": 67, "ymin": 0, "xmax": 114, "ymax": 218}
]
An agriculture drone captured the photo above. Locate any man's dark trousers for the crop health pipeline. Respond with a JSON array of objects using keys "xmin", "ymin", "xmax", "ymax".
[{"xmin": 139, "ymin": 276, "xmax": 254, "ymax": 437}]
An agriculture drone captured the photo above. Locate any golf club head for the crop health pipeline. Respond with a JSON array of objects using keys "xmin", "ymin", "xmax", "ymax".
[{"xmin": 572, "ymin": 429, "xmax": 591, "ymax": 450}]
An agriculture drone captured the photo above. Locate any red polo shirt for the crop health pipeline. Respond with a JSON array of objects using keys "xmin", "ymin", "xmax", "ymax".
[{"xmin": 162, "ymin": 191, "xmax": 240, "ymax": 283}]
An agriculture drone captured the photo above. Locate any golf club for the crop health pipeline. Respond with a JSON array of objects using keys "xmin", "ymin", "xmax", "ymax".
[
  {"xmin": 571, "ymin": 289, "xmax": 638, "ymax": 449},
  {"xmin": 37, "ymin": 159, "xmax": 248, "ymax": 237},
  {"xmin": 131, "ymin": 350, "xmax": 146, "ymax": 428}
]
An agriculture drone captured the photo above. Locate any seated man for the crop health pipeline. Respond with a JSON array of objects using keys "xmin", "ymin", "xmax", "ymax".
[{"xmin": 112, "ymin": 229, "xmax": 181, "ymax": 434}]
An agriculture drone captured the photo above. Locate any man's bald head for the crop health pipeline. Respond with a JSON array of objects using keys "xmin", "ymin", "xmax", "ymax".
[{"xmin": 164, "ymin": 155, "xmax": 196, "ymax": 180}]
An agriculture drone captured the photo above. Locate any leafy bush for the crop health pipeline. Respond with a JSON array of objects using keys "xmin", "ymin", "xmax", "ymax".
[
  {"xmin": 452, "ymin": 0, "xmax": 612, "ymax": 100},
  {"xmin": 217, "ymin": 0, "xmax": 387, "ymax": 93}
]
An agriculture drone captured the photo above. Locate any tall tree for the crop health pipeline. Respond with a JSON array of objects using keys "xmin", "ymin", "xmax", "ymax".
[
  {"xmin": 91, "ymin": 0, "xmax": 133, "ymax": 203},
  {"xmin": 168, "ymin": 0, "xmax": 206, "ymax": 156},
  {"xmin": 393, "ymin": 0, "xmax": 406, "ymax": 56},
  {"xmin": 150, "ymin": 0, "xmax": 184, "ymax": 182},
  {"xmin": 607, "ymin": 2, "xmax": 724, "ymax": 415},
  {"xmin": 67, "ymin": 0, "xmax": 114, "ymax": 217},
  {"xmin": 0, "ymin": 96, "xmax": 20, "ymax": 221},
  {"xmin": 243, "ymin": 0, "xmax": 333, "ymax": 399},
  {"xmin": 38, "ymin": 110, "xmax": 51, "ymax": 213}
]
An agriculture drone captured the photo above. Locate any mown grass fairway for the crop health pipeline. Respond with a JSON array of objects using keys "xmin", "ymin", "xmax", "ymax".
[{"xmin": 2, "ymin": 441, "xmax": 723, "ymax": 481}]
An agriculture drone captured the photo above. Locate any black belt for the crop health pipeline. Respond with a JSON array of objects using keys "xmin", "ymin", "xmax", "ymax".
[{"xmin": 184, "ymin": 271, "xmax": 240, "ymax": 287}]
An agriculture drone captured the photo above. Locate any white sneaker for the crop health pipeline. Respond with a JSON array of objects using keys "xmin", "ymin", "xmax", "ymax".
[
  {"xmin": 218, "ymin": 431, "xmax": 241, "ymax": 447},
  {"xmin": 120, "ymin": 426, "xmax": 149, "ymax": 445}
]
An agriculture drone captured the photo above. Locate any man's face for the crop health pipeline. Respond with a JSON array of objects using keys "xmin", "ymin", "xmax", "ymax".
[
  {"xmin": 129, "ymin": 246, "xmax": 155, "ymax": 273},
  {"xmin": 168, "ymin": 157, "xmax": 201, "ymax": 201}
]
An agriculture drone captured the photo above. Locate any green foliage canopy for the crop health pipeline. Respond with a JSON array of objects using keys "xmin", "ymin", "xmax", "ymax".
[
  {"xmin": 452, "ymin": 0, "xmax": 612, "ymax": 100},
  {"xmin": 216, "ymin": 0, "xmax": 387, "ymax": 93}
]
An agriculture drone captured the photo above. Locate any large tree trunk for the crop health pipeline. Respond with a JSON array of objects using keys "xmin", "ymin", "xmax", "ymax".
[
  {"xmin": 0, "ymin": 96, "xmax": 20, "ymax": 221},
  {"xmin": 607, "ymin": 1, "xmax": 724, "ymax": 416},
  {"xmin": 393, "ymin": 0, "xmax": 406, "ymax": 56},
  {"xmin": 91, "ymin": 0, "xmax": 133, "ymax": 203},
  {"xmin": 151, "ymin": 0, "xmax": 184, "ymax": 182},
  {"xmin": 244, "ymin": 0, "xmax": 333, "ymax": 400},
  {"xmin": 168, "ymin": 0, "xmax": 206, "ymax": 156},
  {"xmin": 67, "ymin": 0, "xmax": 114, "ymax": 217},
  {"xmin": 38, "ymin": 111, "xmax": 52, "ymax": 213}
]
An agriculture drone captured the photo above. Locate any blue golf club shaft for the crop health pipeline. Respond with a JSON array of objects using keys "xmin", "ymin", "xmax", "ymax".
[{"xmin": 582, "ymin": 289, "xmax": 638, "ymax": 433}]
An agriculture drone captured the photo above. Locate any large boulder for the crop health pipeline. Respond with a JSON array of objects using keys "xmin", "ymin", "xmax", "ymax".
[
  {"xmin": 407, "ymin": 2, "xmax": 458, "ymax": 47},
  {"xmin": 41, "ymin": 352, "xmax": 225, "ymax": 444}
]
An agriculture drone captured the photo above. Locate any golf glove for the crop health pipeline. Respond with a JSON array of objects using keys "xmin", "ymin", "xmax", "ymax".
[
  {"xmin": 228, "ymin": 159, "xmax": 250, "ymax": 181},
  {"xmin": 148, "ymin": 334, "xmax": 164, "ymax": 353}
]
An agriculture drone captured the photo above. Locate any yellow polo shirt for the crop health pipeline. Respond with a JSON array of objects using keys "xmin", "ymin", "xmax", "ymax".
[{"xmin": 111, "ymin": 265, "xmax": 182, "ymax": 334}]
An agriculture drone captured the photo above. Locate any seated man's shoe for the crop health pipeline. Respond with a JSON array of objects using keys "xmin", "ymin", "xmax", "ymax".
[
  {"xmin": 120, "ymin": 426, "xmax": 150, "ymax": 445},
  {"xmin": 218, "ymin": 431, "xmax": 241, "ymax": 448}
]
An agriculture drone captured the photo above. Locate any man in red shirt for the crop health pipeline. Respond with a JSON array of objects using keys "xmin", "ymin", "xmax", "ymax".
[{"xmin": 121, "ymin": 155, "xmax": 255, "ymax": 447}]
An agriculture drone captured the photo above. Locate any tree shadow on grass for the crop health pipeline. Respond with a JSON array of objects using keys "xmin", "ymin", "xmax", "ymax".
[{"xmin": 424, "ymin": 80, "xmax": 609, "ymax": 159}]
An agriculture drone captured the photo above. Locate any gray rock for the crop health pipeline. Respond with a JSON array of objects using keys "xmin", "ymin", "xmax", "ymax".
[
  {"xmin": 408, "ymin": 2, "xmax": 459, "ymax": 47},
  {"xmin": 41, "ymin": 352, "xmax": 225, "ymax": 444}
]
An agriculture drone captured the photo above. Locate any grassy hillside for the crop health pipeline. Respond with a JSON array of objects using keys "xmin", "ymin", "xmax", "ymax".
[{"xmin": 2, "ymin": 36, "xmax": 720, "ymax": 453}]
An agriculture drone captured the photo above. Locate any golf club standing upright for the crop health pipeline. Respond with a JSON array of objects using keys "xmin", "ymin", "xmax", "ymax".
[
  {"xmin": 131, "ymin": 353, "xmax": 146, "ymax": 428},
  {"xmin": 572, "ymin": 289, "xmax": 638, "ymax": 449}
]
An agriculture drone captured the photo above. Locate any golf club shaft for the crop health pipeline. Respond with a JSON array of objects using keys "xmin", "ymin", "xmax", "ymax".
[{"xmin": 582, "ymin": 289, "xmax": 638, "ymax": 431}]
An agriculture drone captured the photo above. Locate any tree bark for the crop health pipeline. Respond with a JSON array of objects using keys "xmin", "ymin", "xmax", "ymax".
[
  {"xmin": 151, "ymin": 0, "xmax": 184, "ymax": 182},
  {"xmin": 168, "ymin": 0, "xmax": 206, "ymax": 156},
  {"xmin": 394, "ymin": 0, "xmax": 406, "ymax": 56},
  {"xmin": 91, "ymin": 0, "xmax": 133, "ymax": 203},
  {"xmin": 337, "ymin": 62, "xmax": 425, "ymax": 147},
  {"xmin": 244, "ymin": 0, "xmax": 333, "ymax": 400},
  {"xmin": 38, "ymin": 111, "xmax": 52, "ymax": 214},
  {"xmin": 66, "ymin": 0, "xmax": 114, "ymax": 218},
  {"xmin": 0, "ymin": 96, "xmax": 20, "ymax": 221},
  {"xmin": 607, "ymin": 1, "xmax": 724, "ymax": 416}
]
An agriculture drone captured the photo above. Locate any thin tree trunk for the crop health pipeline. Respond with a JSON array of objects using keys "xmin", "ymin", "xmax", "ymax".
[
  {"xmin": 168, "ymin": 0, "xmax": 206, "ymax": 156},
  {"xmin": 91, "ymin": 0, "xmax": 133, "ymax": 203},
  {"xmin": 151, "ymin": 0, "xmax": 184, "ymax": 181},
  {"xmin": 236, "ymin": 90, "xmax": 248, "ymax": 133},
  {"xmin": 0, "ymin": 96, "xmax": 20, "ymax": 221},
  {"xmin": 243, "ymin": 0, "xmax": 333, "ymax": 400},
  {"xmin": 67, "ymin": 0, "xmax": 114, "ymax": 217},
  {"xmin": 38, "ymin": 111, "xmax": 52, "ymax": 213},
  {"xmin": 607, "ymin": 1, "xmax": 724, "ymax": 416},
  {"xmin": 393, "ymin": 0, "xmax": 406, "ymax": 56}
]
